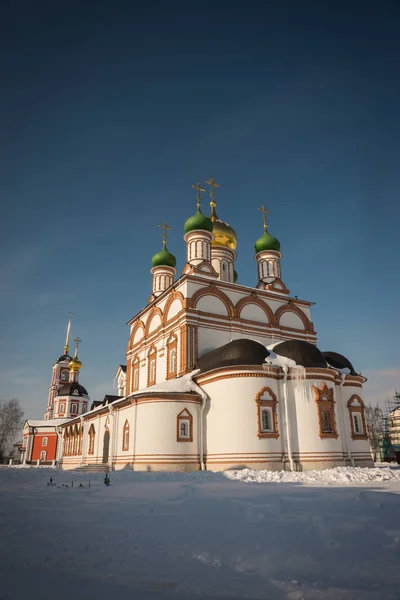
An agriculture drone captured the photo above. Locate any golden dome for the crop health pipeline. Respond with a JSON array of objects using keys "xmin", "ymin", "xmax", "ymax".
[
  {"xmin": 210, "ymin": 203, "xmax": 237, "ymax": 250},
  {"xmin": 69, "ymin": 356, "xmax": 82, "ymax": 372}
]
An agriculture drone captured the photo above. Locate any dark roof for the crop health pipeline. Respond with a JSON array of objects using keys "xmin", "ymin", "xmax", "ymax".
[
  {"xmin": 196, "ymin": 339, "xmax": 270, "ymax": 373},
  {"xmin": 119, "ymin": 365, "xmax": 127, "ymax": 373},
  {"xmin": 58, "ymin": 382, "xmax": 89, "ymax": 397},
  {"xmin": 322, "ymin": 351, "xmax": 356, "ymax": 375},
  {"xmin": 90, "ymin": 394, "xmax": 122, "ymax": 411},
  {"xmin": 273, "ymin": 339, "xmax": 327, "ymax": 369},
  {"xmin": 55, "ymin": 354, "xmax": 72, "ymax": 364}
]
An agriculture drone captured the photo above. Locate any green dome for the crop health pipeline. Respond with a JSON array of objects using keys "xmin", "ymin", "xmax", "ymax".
[
  {"xmin": 151, "ymin": 246, "xmax": 177, "ymax": 268},
  {"xmin": 184, "ymin": 209, "xmax": 213, "ymax": 234},
  {"xmin": 254, "ymin": 230, "xmax": 281, "ymax": 253}
]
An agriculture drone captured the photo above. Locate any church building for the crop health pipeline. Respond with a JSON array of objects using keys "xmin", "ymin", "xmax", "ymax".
[{"xmin": 23, "ymin": 179, "xmax": 373, "ymax": 471}]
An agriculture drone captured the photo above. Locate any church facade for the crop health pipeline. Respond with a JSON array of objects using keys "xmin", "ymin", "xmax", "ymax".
[{"xmin": 23, "ymin": 180, "xmax": 373, "ymax": 471}]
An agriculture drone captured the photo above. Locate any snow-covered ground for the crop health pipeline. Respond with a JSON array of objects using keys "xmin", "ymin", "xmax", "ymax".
[{"xmin": 1, "ymin": 466, "xmax": 400, "ymax": 600}]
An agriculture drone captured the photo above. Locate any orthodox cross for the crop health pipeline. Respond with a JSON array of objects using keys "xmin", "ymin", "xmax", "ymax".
[
  {"xmin": 159, "ymin": 221, "xmax": 172, "ymax": 247},
  {"xmin": 258, "ymin": 203, "xmax": 270, "ymax": 230},
  {"xmin": 73, "ymin": 336, "xmax": 81, "ymax": 357},
  {"xmin": 192, "ymin": 181, "xmax": 205, "ymax": 209},
  {"xmin": 205, "ymin": 177, "xmax": 220, "ymax": 206}
]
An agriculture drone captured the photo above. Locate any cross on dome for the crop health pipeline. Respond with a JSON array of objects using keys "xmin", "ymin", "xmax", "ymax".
[
  {"xmin": 159, "ymin": 221, "xmax": 172, "ymax": 248},
  {"xmin": 258, "ymin": 204, "xmax": 270, "ymax": 230},
  {"xmin": 192, "ymin": 181, "xmax": 205, "ymax": 209}
]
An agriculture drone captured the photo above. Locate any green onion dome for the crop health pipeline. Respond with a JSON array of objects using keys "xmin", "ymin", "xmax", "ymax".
[
  {"xmin": 254, "ymin": 230, "xmax": 281, "ymax": 253},
  {"xmin": 151, "ymin": 246, "xmax": 177, "ymax": 268},
  {"xmin": 184, "ymin": 209, "xmax": 213, "ymax": 234}
]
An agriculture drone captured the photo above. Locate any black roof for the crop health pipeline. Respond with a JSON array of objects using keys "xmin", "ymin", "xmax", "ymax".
[
  {"xmin": 90, "ymin": 394, "xmax": 122, "ymax": 411},
  {"xmin": 119, "ymin": 365, "xmax": 127, "ymax": 373},
  {"xmin": 58, "ymin": 382, "xmax": 89, "ymax": 397},
  {"xmin": 322, "ymin": 351, "xmax": 356, "ymax": 375},
  {"xmin": 196, "ymin": 339, "xmax": 270, "ymax": 373},
  {"xmin": 273, "ymin": 339, "xmax": 327, "ymax": 369},
  {"xmin": 55, "ymin": 354, "xmax": 72, "ymax": 364}
]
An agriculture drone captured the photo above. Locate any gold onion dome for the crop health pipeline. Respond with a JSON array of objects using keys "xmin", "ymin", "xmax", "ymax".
[
  {"xmin": 69, "ymin": 355, "xmax": 82, "ymax": 372},
  {"xmin": 210, "ymin": 203, "xmax": 237, "ymax": 250}
]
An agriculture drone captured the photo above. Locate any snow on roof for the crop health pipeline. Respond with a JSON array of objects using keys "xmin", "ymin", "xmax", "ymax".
[
  {"xmin": 131, "ymin": 370, "xmax": 201, "ymax": 397},
  {"xmin": 25, "ymin": 419, "xmax": 70, "ymax": 428},
  {"xmin": 265, "ymin": 350, "xmax": 297, "ymax": 369}
]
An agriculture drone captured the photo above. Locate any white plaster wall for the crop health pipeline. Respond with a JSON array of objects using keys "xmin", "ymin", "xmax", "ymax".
[
  {"xmin": 279, "ymin": 311, "xmax": 305, "ymax": 330},
  {"xmin": 196, "ymin": 295, "xmax": 228, "ymax": 316},
  {"xmin": 148, "ymin": 313, "xmax": 162, "ymax": 334},
  {"xmin": 202, "ymin": 375, "xmax": 283, "ymax": 470},
  {"xmin": 166, "ymin": 298, "xmax": 183, "ymax": 321},
  {"xmin": 197, "ymin": 328, "xmax": 233, "ymax": 357},
  {"xmin": 134, "ymin": 401, "xmax": 199, "ymax": 471},
  {"xmin": 239, "ymin": 303, "xmax": 270, "ymax": 323},
  {"xmin": 133, "ymin": 327, "xmax": 144, "ymax": 345},
  {"xmin": 341, "ymin": 385, "xmax": 373, "ymax": 464},
  {"xmin": 290, "ymin": 378, "xmax": 343, "ymax": 456}
]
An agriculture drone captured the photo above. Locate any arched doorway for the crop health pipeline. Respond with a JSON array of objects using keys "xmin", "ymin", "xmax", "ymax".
[{"xmin": 102, "ymin": 429, "xmax": 110, "ymax": 464}]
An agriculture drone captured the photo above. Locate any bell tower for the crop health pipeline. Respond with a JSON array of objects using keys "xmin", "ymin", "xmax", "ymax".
[{"xmin": 45, "ymin": 313, "xmax": 73, "ymax": 420}]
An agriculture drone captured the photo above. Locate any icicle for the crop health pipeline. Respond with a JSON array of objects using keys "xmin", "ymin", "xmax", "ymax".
[{"xmin": 290, "ymin": 365, "xmax": 308, "ymax": 404}]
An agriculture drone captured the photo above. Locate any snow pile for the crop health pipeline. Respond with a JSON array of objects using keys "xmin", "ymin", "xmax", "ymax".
[
  {"xmin": 225, "ymin": 466, "xmax": 400, "ymax": 485},
  {"xmin": 264, "ymin": 349, "xmax": 296, "ymax": 369},
  {"xmin": 1, "ymin": 466, "xmax": 400, "ymax": 600}
]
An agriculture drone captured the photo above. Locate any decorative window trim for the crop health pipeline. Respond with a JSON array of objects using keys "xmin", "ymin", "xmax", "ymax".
[
  {"xmin": 255, "ymin": 387, "xmax": 279, "ymax": 439},
  {"xmin": 132, "ymin": 356, "xmax": 140, "ymax": 392},
  {"xmin": 59, "ymin": 403, "xmax": 65, "ymax": 415},
  {"xmin": 177, "ymin": 408, "xmax": 193, "ymax": 442},
  {"xmin": 347, "ymin": 395, "xmax": 368, "ymax": 440},
  {"xmin": 42, "ymin": 437, "xmax": 48, "ymax": 447},
  {"xmin": 40, "ymin": 450, "xmax": 47, "ymax": 461},
  {"xmin": 166, "ymin": 334, "xmax": 178, "ymax": 380},
  {"xmin": 312, "ymin": 382, "xmax": 339, "ymax": 439},
  {"xmin": 147, "ymin": 345, "xmax": 157, "ymax": 386},
  {"xmin": 71, "ymin": 404, "xmax": 78, "ymax": 414},
  {"xmin": 122, "ymin": 420, "xmax": 130, "ymax": 451},
  {"xmin": 88, "ymin": 424, "xmax": 95, "ymax": 455}
]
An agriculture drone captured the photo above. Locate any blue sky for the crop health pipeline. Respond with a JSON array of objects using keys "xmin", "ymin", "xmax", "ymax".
[{"xmin": 1, "ymin": 0, "xmax": 399, "ymax": 419}]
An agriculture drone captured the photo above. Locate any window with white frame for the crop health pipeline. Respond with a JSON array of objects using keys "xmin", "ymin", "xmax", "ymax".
[
  {"xmin": 347, "ymin": 395, "xmax": 367, "ymax": 440},
  {"xmin": 177, "ymin": 409, "xmax": 193, "ymax": 442},
  {"xmin": 71, "ymin": 404, "xmax": 78, "ymax": 414},
  {"xmin": 42, "ymin": 437, "xmax": 48, "ymax": 447},
  {"xmin": 40, "ymin": 451, "xmax": 47, "ymax": 461},
  {"xmin": 82, "ymin": 405, "xmax": 87, "ymax": 413},
  {"xmin": 260, "ymin": 408, "xmax": 273, "ymax": 432},
  {"xmin": 255, "ymin": 387, "xmax": 279, "ymax": 439},
  {"xmin": 59, "ymin": 403, "xmax": 65, "ymax": 414}
]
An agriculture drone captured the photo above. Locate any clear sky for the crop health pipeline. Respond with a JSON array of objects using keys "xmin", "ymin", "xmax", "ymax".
[{"xmin": 1, "ymin": 0, "xmax": 399, "ymax": 420}]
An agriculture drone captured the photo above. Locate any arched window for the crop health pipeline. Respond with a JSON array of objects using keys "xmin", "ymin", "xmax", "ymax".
[
  {"xmin": 347, "ymin": 395, "xmax": 367, "ymax": 440},
  {"xmin": 88, "ymin": 424, "xmax": 95, "ymax": 455},
  {"xmin": 71, "ymin": 404, "xmax": 78, "ymax": 414},
  {"xmin": 131, "ymin": 356, "xmax": 140, "ymax": 392},
  {"xmin": 147, "ymin": 346, "xmax": 157, "ymax": 386},
  {"xmin": 261, "ymin": 409, "xmax": 272, "ymax": 432},
  {"xmin": 312, "ymin": 383, "xmax": 338, "ymax": 439},
  {"xmin": 122, "ymin": 420, "xmax": 130, "ymax": 451},
  {"xmin": 60, "ymin": 369, "xmax": 69, "ymax": 381},
  {"xmin": 177, "ymin": 409, "xmax": 193, "ymax": 442},
  {"xmin": 59, "ymin": 403, "xmax": 65, "ymax": 415},
  {"xmin": 255, "ymin": 388, "xmax": 279, "ymax": 438},
  {"xmin": 42, "ymin": 437, "xmax": 48, "ymax": 447},
  {"xmin": 166, "ymin": 334, "xmax": 178, "ymax": 380},
  {"xmin": 40, "ymin": 451, "xmax": 47, "ymax": 462}
]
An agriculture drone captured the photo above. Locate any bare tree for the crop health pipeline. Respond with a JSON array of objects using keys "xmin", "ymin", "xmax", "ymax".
[
  {"xmin": 0, "ymin": 398, "xmax": 24, "ymax": 459},
  {"xmin": 365, "ymin": 404, "xmax": 383, "ymax": 461}
]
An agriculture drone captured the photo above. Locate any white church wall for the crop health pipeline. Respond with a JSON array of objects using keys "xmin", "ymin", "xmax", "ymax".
[
  {"xmin": 341, "ymin": 384, "xmax": 372, "ymax": 466},
  {"xmin": 133, "ymin": 400, "xmax": 200, "ymax": 471},
  {"xmin": 289, "ymin": 377, "xmax": 345, "ymax": 470},
  {"xmin": 239, "ymin": 303, "xmax": 271, "ymax": 323},
  {"xmin": 197, "ymin": 328, "xmax": 233, "ymax": 357},
  {"xmin": 202, "ymin": 373, "xmax": 284, "ymax": 471},
  {"xmin": 278, "ymin": 311, "xmax": 306, "ymax": 330},
  {"xmin": 196, "ymin": 295, "xmax": 228, "ymax": 316}
]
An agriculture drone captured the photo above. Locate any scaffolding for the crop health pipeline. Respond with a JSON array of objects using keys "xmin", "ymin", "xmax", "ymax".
[{"xmin": 381, "ymin": 390, "xmax": 400, "ymax": 462}]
